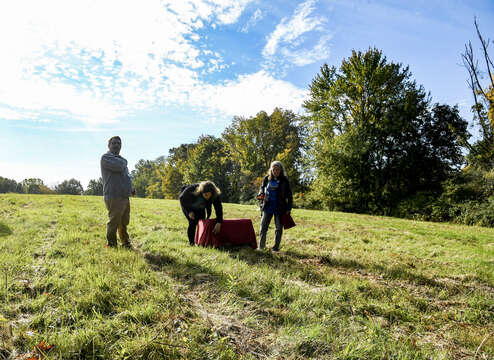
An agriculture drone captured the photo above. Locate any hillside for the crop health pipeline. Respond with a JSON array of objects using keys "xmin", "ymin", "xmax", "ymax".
[{"xmin": 0, "ymin": 194, "xmax": 493, "ymax": 359}]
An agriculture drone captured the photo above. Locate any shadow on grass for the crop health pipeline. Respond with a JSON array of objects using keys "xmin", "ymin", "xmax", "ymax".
[
  {"xmin": 143, "ymin": 251, "xmax": 229, "ymax": 288},
  {"xmin": 142, "ymin": 248, "xmax": 296, "ymax": 326},
  {"xmin": 283, "ymin": 249, "xmax": 455, "ymax": 290},
  {"xmin": 143, "ymin": 242, "xmax": 481, "ymax": 298},
  {"xmin": 222, "ymin": 246, "xmax": 460, "ymax": 291},
  {"xmin": 222, "ymin": 246, "xmax": 329, "ymax": 284},
  {"xmin": 0, "ymin": 222, "xmax": 12, "ymax": 237}
]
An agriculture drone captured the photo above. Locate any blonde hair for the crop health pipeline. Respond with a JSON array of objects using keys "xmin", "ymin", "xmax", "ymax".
[
  {"xmin": 268, "ymin": 161, "xmax": 285, "ymax": 180},
  {"xmin": 193, "ymin": 180, "xmax": 221, "ymax": 199}
]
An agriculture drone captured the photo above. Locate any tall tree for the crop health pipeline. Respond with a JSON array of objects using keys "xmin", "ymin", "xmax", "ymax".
[
  {"xmin": 21, "ymin": 178, "xmax": 53, "ymax": 194},
  {"xmin": 181, "ymin": 135, "xmax": 234, "ymax": 201},
  {"xmin": 55, "ymin": 179, "xmax": 84, "ymax": 195},
  {"xmin": 131, "ymin": 160, "xmax": 155, "ymax": 197},
  {"xmin": 303, "ymin": 48, "xmax": 468, "ymax": 213},
  {"xmin": 131, "ymin": 157, "xmax": 165, "ymax": 198},
  {"xmin": 462, "ymin": 18, "xmax": 494, "ymax": 169},
  {"xmin": 0, "ymin": 177, "xmax": 22, "ymax": 193},
  {"xmin": 160, "ymin": 143, "xmax": 196, "ymax": 199},
  {"xmin": 84, "ymin": 178, "xmax": 103, "ymax": 196},
  {"xmin": 222, "ymin": 108, "xmax": 306, "ymax": 200}
]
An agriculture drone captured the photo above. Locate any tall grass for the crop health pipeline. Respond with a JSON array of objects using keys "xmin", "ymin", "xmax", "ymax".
[{"xmin": 0, "ymin": 194, "xmax": 492, "ymax": 359}]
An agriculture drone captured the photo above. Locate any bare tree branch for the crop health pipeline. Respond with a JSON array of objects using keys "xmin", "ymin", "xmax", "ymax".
[
  {"xmin": 474, "ymin": 17, "xmax": 494, "ymax": 89},
  {"xmin": 462, "ymin": 42, "xmax": 488, "ymax": 99}
]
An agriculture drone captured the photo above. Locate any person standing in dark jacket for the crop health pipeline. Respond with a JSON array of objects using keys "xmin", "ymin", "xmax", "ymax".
[
  {"xmin": 100, "ymin": 136, "xmax": 135, "ymax": 248},
  {"xmin": 179, "ymin": 181, "xmax": 223, "ymax": 246},
  {"xmin": 257, "ymin": 161, "xmax": 292, "ymax": 251}
]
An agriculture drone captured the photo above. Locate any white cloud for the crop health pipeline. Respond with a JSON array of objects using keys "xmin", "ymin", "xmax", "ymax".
[
  {"xmin": 0, "ymin": 77, "xmax": 123, "ymax": 124},
  {"xmin": 0, "ymin": 107, "xmax": 36, "ymax": 121},
  {"xmin": 0, "ymin": 0, "xmax": 255, "ymax": 125},
  {"xmin": 241, "ymin": 8, "xmax": 264, "ymax": 33},
  {"xmin": 194, "ymin": 70, "xmax": 308, "ymax": 117},
  {"xmin": 262, "ymin": 0, "xmax": 330, "ymax": 67},
  {"xmin": 281, "ymin": 35, "xmax": 332, "ymax": 66}
]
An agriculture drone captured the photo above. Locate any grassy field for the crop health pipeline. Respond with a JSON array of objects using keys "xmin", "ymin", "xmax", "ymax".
[{"xmin": 0, "ymin": 194, "xmax": 493, "ymax": 359}]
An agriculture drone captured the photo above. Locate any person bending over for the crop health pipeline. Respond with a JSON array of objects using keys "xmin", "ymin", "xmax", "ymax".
[{"xmin": 179, "ymin": 181, "xmax": 223, "ymax": 246}]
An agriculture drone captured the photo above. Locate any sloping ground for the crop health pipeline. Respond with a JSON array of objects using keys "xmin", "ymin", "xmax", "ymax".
[{"xmin": 0, "ymin": 194, "xmax": 492, "ymax": 359}]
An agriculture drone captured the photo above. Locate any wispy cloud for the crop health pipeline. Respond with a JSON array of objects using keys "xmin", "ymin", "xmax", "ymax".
[
  {"xmin": 0, "ymin": 0, "xmax": 260, "ymax": 125},
  {"xmin": 241, "ymin": 8, "xmax": 264, "ymax": 33},
  {"xmin": 262, "ymin": 0, "xmax": 330, "ymax": 68},
  {"xmin": 280, "ymin": 35, "xmax": 332, "ymax": 66},
  {"xmin": 195, "ymin": 70, "xmax": 308, "ymax": 117},
  {"xmin": 152, "ymin": 68, "xmax": 307, "ymax": 117}
]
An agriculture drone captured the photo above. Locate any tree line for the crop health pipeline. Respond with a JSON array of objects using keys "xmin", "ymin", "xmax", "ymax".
[
  {"xmin": 0, "ymin": 177, "xmax": 102, "ymax": 196},
  {"xmin": 2, "ymin": 21, "xmax": 492, "ymax": 226}
]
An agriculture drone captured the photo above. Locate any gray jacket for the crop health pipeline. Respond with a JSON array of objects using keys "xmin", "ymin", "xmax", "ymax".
[{"xmin": 100, "ymin": 152, "xmax": 133, "ymax": 199}]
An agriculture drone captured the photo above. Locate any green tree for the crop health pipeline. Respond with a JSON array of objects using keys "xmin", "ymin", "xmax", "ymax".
[
  {"xmin": 160, "ymin": 143, "xmax": 196, "ymax": 199},
  {"xmin": 21, "ymin": 178, "xmax": 53, "ymax": 194},
  {"xmin": 84, "ymin": 178, "xmax": 103, "ymax": 196},
  {"xmin": 55, "ymin": 179, "xmax": 84, "ymax": 195},
  {"xmin": 161, "ymin": 163, "xmax": 184, "ymax": 199},
  {"xmin": 222, "ymin": 108, "xmax": 306, "ymax": 201},
  {"xmin": 0, "ymin": 177, "xmax": 22, "ymax": 193},
  {"xmin": 131, "ymin": 157, "xmax": 165, "ymax": 198},
  {"xmin": 131, "ymin": 160, "xmax": 155, "ymax": 197},
  {"xmin": 303, "ymin": 48, "xmax": 468, "ymax": 213},
  {"xmin": 182, "ymin": 135, "xmax": 234, "ymax": 202}
]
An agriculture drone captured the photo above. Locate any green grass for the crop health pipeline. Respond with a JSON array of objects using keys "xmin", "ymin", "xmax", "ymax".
[{"xmin": 0, "ymin": 194, "xmax": 493, "ymax": 359}]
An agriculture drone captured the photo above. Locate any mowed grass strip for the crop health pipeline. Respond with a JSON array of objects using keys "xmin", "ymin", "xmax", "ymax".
[{"xmin": 0, "ymin": 194, "xmax": 492, "ymax": 359}]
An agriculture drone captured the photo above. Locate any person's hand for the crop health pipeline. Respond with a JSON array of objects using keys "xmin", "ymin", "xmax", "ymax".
[
  {"xmin": 188, "ymin": 212, "xmax": 195, "ymax": 220},
  {"xmin": 286, "ymin": 211, "xmax": 291, "ymax": 215},
  {"xmin": 212, "ymin": 223, "xmax": 221, "ymax": 234}
]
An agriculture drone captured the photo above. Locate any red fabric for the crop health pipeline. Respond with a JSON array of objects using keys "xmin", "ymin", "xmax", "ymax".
[
  {"xmin": 282, "ymin": 213, "xmax": 296, "ymax": 230},
  {"xmin": 195, "ymin": 219, "xmax": 257, "ymax": 249}
]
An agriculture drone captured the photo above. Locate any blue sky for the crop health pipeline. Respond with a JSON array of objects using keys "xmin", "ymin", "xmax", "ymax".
[{"xmin": 1, "ymin": 0, "xmax": 493, "ymax": 188}]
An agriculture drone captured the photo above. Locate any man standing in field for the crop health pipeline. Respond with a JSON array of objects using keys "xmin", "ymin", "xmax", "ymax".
[{"xmin": 100, "ymin": 136, "xmax": 135, "ymax": 248}]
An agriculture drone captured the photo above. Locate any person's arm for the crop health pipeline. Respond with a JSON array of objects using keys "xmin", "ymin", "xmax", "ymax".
[
  {"xmin": 179, "ymin": 185, "xmax": 197, "ymax": 219},
  {"xmin": 257, "ymin": 177, "xmax": 267, "ymax": 199},
  {"xmin": 101, "ymin": 153, "xmax": 127, "ymax": 173},
  {"xmin": 212, "ymin": 196, "xmax": 223, "ymax": 223},
  {"xmin": 212, "ymin": 196, "xmax": 223, "ymax": 234}
]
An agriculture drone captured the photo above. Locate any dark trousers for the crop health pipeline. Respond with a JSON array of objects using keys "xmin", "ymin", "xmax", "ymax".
[
  {"xmin": 104, "ymin": 197, "xmax": 130, "ymax": 246},
  {"xmin": 259, "ymin": 212, "xmax": 282, "ymax": 250},
  {"xmin": 186, "ymin": 209, "xmax": 206, "ymax": 245}
]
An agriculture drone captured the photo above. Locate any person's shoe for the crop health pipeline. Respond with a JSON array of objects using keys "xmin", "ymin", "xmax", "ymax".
[
  {"xmin": 106, "ymin": 243, "xmax": 117, "ymax": 248},
  {"xmin": 189, "ymin": 242, "xmax": 195, "ymax": 246},
  {"xmin": 121, "ymin": 242, "xmax": 133, "ymax": 249},
  {"xmin": 271, "ymin": 246, "xmax": 280, "ymax": 252}
]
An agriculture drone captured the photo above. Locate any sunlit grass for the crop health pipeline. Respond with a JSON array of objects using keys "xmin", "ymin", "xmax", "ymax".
[{"xmin": 0, "ymin": 194, "xmax": 493, "ymax": 359}]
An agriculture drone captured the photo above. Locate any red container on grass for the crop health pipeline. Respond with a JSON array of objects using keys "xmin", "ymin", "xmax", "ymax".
[{"xmin": 195, "ymin": 219, "xmax": 257, "ymax": 249}]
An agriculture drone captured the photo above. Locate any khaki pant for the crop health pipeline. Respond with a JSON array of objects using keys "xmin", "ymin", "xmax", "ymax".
[{"xmin": 104, "ymin": 197, "xmax": 130, "ymax": 247}]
